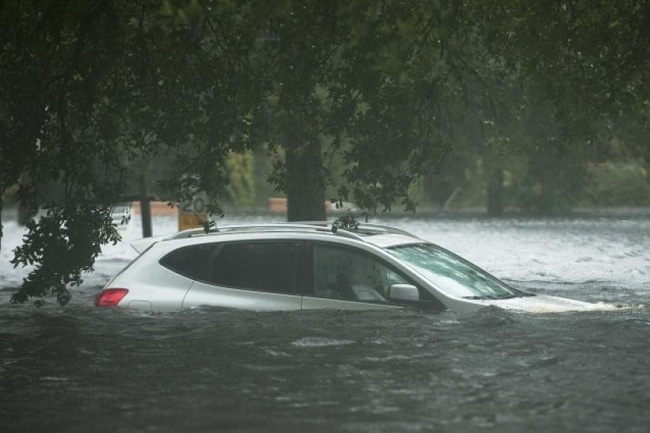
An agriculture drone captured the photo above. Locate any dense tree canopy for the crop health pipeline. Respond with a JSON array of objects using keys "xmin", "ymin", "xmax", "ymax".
[
  {"xmin": 478, "ymin": 0, "xmax": 650, "ymax": 122},
  {"xmin": 1, "ymin": 0, "xmax": 649, "ymax": 304}
]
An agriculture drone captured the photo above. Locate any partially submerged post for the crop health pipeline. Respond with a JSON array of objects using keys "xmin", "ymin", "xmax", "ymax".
[
  {"xmin": 117, "ymin": 193, "xmax": 158, "ymax": 239},
  {"xmin": 139, "ymin": 170, "xmax": 152, "ymax": 238},
  {"xmin": 140, "ymin": 195, "xmax": 152, "ymax": 238}
]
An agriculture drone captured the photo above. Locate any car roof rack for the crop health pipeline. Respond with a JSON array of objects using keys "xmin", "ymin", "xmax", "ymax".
[
  {"xmin": 170, "ymin": 222, "xmax": 330, "ymax": 239},
  {"xmin": 351, "ymin": 223, "xmax": 414, "ymax": 236},
  {"xmin": 168, "ymin": 221, "xmax": 417, "ymax": 240}
]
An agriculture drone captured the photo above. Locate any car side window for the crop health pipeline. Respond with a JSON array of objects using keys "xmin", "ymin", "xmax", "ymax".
[
  {"xmin": 204, "ymin": 242, "xmax": 300, "ymax": 294},
  {"xmin": 312, "ymin": 244, "xmax": 406, "ymax": 303}
]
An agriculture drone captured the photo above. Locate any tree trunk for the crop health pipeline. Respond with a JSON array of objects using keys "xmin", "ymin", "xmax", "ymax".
[
  {"xmin": 487, "ymin": 168, "xmax": 504, "ymax": 217},
  {"xmin": 0, "ymin": 197, "xmax": 3, "ymax": 252},
  {"xmin": 17, "ymin": 171, "xmax": 35, "ymax": 225},
  {"xmin": 285, "ymin": 132, "xmax": 325, "ymax": 222}
]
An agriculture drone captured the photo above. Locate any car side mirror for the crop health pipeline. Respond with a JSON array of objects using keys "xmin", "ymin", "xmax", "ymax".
[{"xmin": 388, "ymin": 284, "xmax": 420, "ymax": 302}]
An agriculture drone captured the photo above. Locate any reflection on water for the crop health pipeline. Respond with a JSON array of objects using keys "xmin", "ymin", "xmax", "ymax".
[{"xmin": 1, "ymin": 214, "xmax": 650, "ymax": 432}]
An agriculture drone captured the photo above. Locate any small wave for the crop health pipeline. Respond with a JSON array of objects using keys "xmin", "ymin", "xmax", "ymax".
[
  {"xmin": 291, "ymin": 336, "xmax": 354, "ymax": 348},
  {"xmin": 39, "ymin": 376, "xmax": 71, "ymax": 382}
]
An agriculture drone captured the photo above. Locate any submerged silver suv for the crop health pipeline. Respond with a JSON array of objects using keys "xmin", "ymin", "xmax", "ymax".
[{"xmin": 96, "ymin": 222, "xmax": 620, "ymax": 313}]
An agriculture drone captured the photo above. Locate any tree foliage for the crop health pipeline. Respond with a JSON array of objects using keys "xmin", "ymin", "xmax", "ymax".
[
  {"xmin": 453, "ymin": 0, "xmax": 650, "ymax": 214},
  {"xmin": 476, "ymin": 0, "xmax": 650, "ymax": 125}
]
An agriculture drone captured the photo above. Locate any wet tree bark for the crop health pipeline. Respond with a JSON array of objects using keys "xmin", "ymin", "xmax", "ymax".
[
  {"xmin": 487, "ymin": 168, "xmax": 504, "ymax": 217},
  {"xmin": 285, "ymin": 130, "xmax": 326, "ymax": 222}
]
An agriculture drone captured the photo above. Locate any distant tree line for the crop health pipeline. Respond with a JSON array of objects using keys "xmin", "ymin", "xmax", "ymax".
[{"xmin": 1, "ymin": 0, "xmax": 648, "ymax": 304}]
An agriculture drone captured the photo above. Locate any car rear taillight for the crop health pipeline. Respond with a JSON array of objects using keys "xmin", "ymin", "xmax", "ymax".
[{"xmin": 95, "ymin": 288, "xmax": 129, "ymax": 307}]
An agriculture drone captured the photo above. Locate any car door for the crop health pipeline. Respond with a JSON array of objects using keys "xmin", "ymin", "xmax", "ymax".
[
  {"xmin": 300, "ymin": 242, "xmax": 401, "ymax": 311},
  {"xmin": 182, "ymin": 240, "xmax": 304, "ymax": 311}
]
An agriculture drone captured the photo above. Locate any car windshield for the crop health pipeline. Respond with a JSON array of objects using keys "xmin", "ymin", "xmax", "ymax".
[{"xmin": 387, "ymin": 243, "xmax": 525, "ymax": 300}]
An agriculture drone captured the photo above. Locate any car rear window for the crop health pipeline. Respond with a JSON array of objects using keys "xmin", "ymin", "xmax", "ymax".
[{"xmin": 159, "ymin": 243, "xmax": 216, "ymax": 280}]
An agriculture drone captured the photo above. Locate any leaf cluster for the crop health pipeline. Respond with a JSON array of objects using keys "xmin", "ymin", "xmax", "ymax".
[{"xmin": 10, "ymin": 204, "xmax": 119, "ymax": 305}]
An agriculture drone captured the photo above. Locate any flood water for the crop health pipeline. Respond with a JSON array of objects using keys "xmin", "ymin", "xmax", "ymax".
[{"xmin": 1, "ymin": 213, "xmax": 650, "ymax": 432}]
